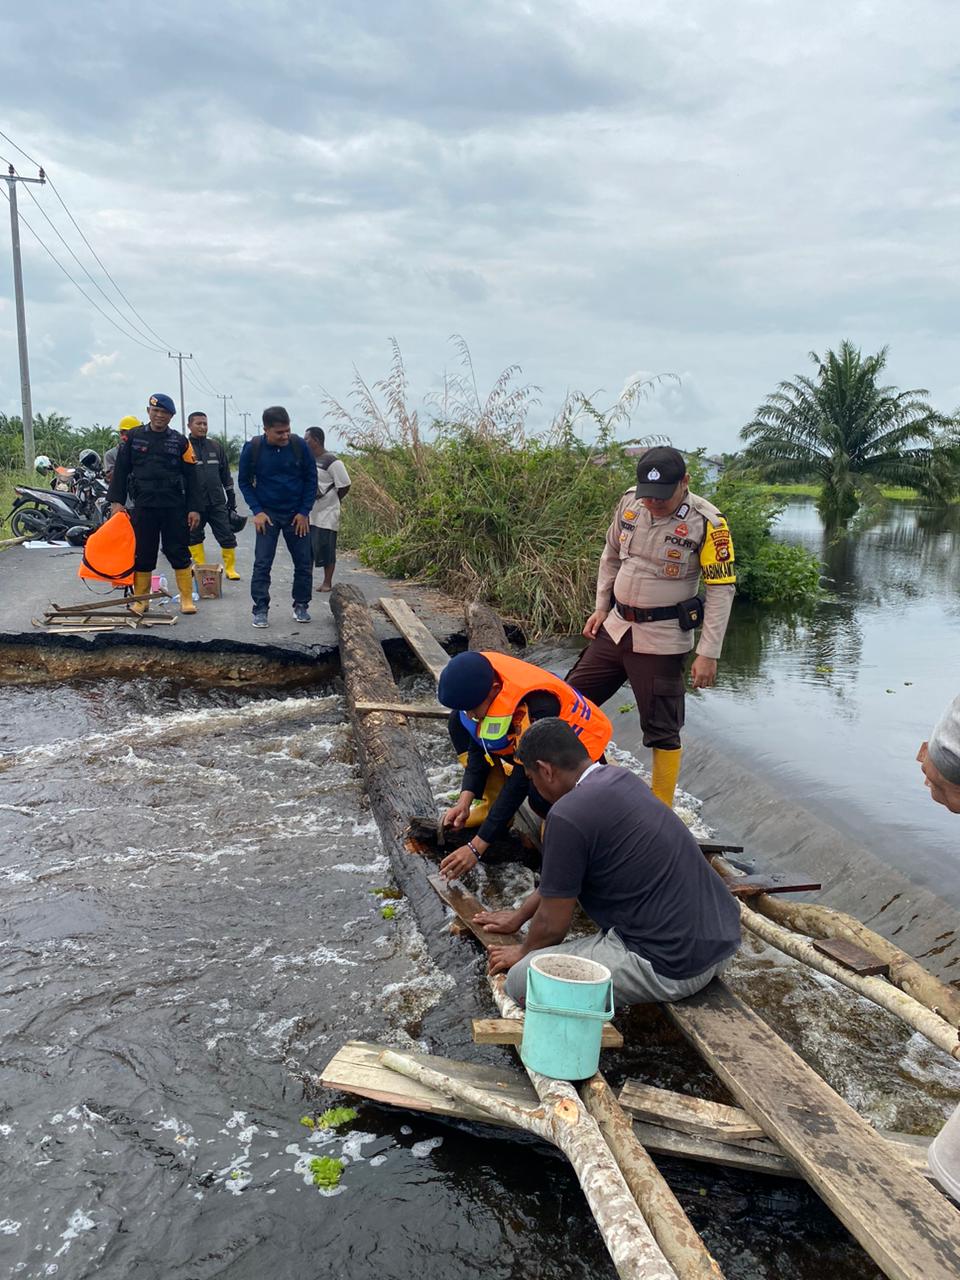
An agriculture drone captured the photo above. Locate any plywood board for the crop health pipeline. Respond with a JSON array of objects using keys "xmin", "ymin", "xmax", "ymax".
[
  {"xmin": 379, "ymin": 597, "xmax": 451, "ymax": 683},
  {"xmin": 666, "ymin": 981, "xmax": 960, "ymax": 1280},
  {"xmin": 813, "ymin": 938, "xmax": 891, "ymax": 977},
  {"xmin": 427, "ymin": 873, "xmax": 523, "ymax": 948}
]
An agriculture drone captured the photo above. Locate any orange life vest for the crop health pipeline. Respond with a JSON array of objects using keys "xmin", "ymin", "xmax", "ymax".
[
  {"xmin": 459, "ymin": 651, "xmax": 612, "ymax": 767},
  {"xmin": 78, "ymin": 510, "xmax": 136, "ymax": 587}
]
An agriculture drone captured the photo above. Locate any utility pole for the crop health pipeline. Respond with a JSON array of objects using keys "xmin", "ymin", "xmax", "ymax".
[
  {"xmin": 216, "ymin": 393, "xmax": 233, "ymax": 448},
  {"xmin": 239, "ymin": 411, "xmax": 251, "ymax": 441},
  {"xmin": 5, "ymin": 164, "xmax": 46, "ymax": 471},
  {"xmin": 167, "ymin": 351, "xmax": 193, "ymax": 426}
]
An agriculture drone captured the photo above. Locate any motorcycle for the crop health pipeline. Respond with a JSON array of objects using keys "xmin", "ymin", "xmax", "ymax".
[{"xmin": 7, "ymin": 462, "xmax": 109, "ymax": 542}]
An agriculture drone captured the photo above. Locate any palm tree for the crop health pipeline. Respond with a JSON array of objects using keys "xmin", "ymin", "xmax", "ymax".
[{"xmin": 741, "ymin": 342, "xmax": 949, "ymax": 526}]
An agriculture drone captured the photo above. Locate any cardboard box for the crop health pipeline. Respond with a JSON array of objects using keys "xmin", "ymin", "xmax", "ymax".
[{"xmin": 192, "ymin": 563, "xmax": 223, "ymax": 599}]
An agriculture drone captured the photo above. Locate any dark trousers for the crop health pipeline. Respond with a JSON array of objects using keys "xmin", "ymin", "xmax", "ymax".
[
  {"xmin": 251, "ymin": 514, "xmax": 313, "ymax": 612},
  {"xmin": 310, "ymin": 526, "xmax": 337, "ymax": 567},
  {"xmin": 132, "ymin": 504, "xmax": 191, "ymax": 572},
  {"xmin": 189, "ymin": 499, "xmax": 236, "ymax": 549},
  {"xmin": 566, "ymin": 627, "xmax": 687, "ymax": 750}
]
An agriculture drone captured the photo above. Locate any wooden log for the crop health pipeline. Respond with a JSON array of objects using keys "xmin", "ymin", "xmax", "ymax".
[
  {"xmin": 354, "ymin": 700, "xmax": 449, "ymax": 719},
  {"xmin": 666, "ymin": 981, "xmax": 960, "ymax": 1280},
  {"xmin": 384, "ymin": 1022, "xmax": 678, "ymax": 1280},
  {"xmin": 709, "ymin": 853, "xmax": 960, "ymax": 1028},
  {"xmin": 736, "ymin": 900, "xmax": 960, "ymax": 1060},
  {"xmin": 472, "ymin": 1017, "xmax": 624, "ymax": 1049},
  {"xmin": 581, "ymin": 1075, "xmax": 724, "ymax": 1280},
  {"xmin": 428, "ymin": 872, "xmax": 524, "ymax": 948},
  {"xmin": 330, "ymin": 584, "xmax": 484, "ymax": 978},
  {"xmin": 0, "ymin": 532, "xmax": 33, "ymax": 550},
  {"xmin": 466, "ymin": 600, "xmax": 510, "ymax": 653},
  {"xmin": 378, "ymin": 597, "xmax": 451, "ymax": 682}
]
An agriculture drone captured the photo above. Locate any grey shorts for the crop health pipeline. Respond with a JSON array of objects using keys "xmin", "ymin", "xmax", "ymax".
[
  {"xmin": 310, "ymin": 526, "xmax": 337, "ymax": 567},
  {"xmin": 504, "ymin": 928, "xmax": 734, "ymax": 1008}
]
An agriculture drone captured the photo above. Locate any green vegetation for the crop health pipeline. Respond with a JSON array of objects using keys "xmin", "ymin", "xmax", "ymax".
[
  {"xmin": 317, "ymin": 1106, "xmax": 359, "ymax": 1129},
  {"xmin": 380, "ymin": 905, "xmax": 396, "ymax": 920},
  {"xmin": 740, "ymin": 342, "xmax": 958, "ymax": 528},
  {"xmin": 369, "ymin": 886, "xmax": 403, "ymax": 900},
  {"xmin": 308, "ymin": 1156, "xmax": 344, "ymax": 1189},
  {"xmin": 0, "ymin": 411, "xmax": 117, "ymax": 468},
  {"xmin": 335, "ymin": 344, "xmax": 822, "ymax": 634},
  {"xmin": 0, "ymin": 468, "xmax": 32, "ymax": 534}
]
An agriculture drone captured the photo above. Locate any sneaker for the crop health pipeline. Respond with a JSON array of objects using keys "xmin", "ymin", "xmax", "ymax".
[
  {"xmin": 293, "ymin": 604, "xmax": 311, "ymax": 624},
  {"xmin": 252, "ymin": 610, "xmax": 269, "ymax": 628}
]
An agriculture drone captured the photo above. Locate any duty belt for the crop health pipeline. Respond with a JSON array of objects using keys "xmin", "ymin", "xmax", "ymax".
[{"xmin": 615, "ymin": 600, "xmax": 681, "ymax": 623}]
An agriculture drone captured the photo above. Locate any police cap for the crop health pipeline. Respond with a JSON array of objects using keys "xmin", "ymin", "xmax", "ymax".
[{"xmin": 634, "ymin": 446, "xmax": 687, "ymax": 497}]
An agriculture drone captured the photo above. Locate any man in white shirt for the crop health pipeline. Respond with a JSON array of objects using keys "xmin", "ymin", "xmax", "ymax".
[{"xmin": 304, "ymin": 427, "xmax": 351, "ymax": 591}]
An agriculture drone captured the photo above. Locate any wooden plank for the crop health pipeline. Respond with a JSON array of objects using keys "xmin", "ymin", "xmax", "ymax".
[
  {"xmin": 319, "ymin": 1039, "xmax": 538, "ymax": 1128},
  {"xmin": 619, "ymin": 1080, "xmax": 765, "ymax": 1143},
  {"xmin": 720, "ymin": 873, "xmax": 822, "ymax": 897},
  {"xmin": 696, "ymin": 841, "xmax": 745, "ymax": 856},
  {"xmin": 473, "ymin": 1017, "xmax": 624, "ymax": 1049},
  {"xmin": 666, "ymin": 980, "xmax": 960, "ymax": 1280},
  {"xmin": 427, "ymin": 873, "xmax": 523, "ymax": 948},
  {"xmin": 632, "ymin": 1119, "xmax": 799, "ymax": 1179},
  {"xmin": 813, "ymin": 938, "xmax": 891, "ymax": 977},
  {"xmin": 354, "ymin": 700, "xmax": 449, "ymax": 719},
  {"xmin": 379, "ymin": 597, "xmax": 450, "ymax": 683}
]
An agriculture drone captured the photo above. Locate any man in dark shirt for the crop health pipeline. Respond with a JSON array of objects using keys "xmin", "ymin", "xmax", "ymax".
[
  {"xmin": 479, "ymin": 718, "xmax": 740, "ymax": 1007},
  {"xmin": 237, "ymin": 406, "xmax": 318, "ymax": 627},
  {"xmin": 186, "ymin": 411, "xmax": 240, "ymax": 580}
]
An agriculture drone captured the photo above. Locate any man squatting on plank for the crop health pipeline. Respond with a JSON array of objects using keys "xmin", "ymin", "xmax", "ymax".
[{"xmin": 476, "ymin": 718, "xmax": 741, "ymax": 1007}]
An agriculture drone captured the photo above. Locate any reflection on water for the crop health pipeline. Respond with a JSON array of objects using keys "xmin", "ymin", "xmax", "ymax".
[{"xmin": 693, "ymin": 499, "xmax": 960, "ymax": 899}]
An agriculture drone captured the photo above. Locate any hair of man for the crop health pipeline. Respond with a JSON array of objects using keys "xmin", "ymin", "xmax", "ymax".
[
  {"xmin": 515, "ymin": 717, "xmax": 590, "ymax": 772},
  {"xmin": 304, "ymin": 426, "xmax": 325, "ymax": 446},
  {"xmin": 187, "ymin": 411, "xmax": 207, "ymax": 424},
  {"xmin": 262, "ymin": 405, "xmax": 291, "ymax": 428}
]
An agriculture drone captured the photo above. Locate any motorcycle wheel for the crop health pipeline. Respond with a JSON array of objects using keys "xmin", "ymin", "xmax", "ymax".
[{"xmin": 10, "ymin": 506, "xmax": 49, "ymax": 538}]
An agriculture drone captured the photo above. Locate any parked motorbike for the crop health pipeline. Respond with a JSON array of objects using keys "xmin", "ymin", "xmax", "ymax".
[{"xmin": 8, "ymin": 457, "xmax": 109, "ymax": 542}]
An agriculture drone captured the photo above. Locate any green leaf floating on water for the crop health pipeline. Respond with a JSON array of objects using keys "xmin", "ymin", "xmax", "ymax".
[
  {"xmin": 309, "ymin": 1156, "xmax": 344, "ymax": 1188},
  {"xmin": 380, "ymin": 905, "xmax": 396, "ymax": 920},
  {"xmin": 300, "ymin": 1115, "xmax": 316, "ymax": 1129},
  {"xmin": 618, "ymin": 703, "xmax": 635, "ymax": 713},
  {"xmin": 370, "ymin": 886, "xmax": 403, "ymax": 899},
  {"xmin": 815, "ymin": 664, "xmax": 833, "ymax": 674},
  {"xmin": 317, "ymin": 1106, "xmax": 358, "ymax": 1129}
]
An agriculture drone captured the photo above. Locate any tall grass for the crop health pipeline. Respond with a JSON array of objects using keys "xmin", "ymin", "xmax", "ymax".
[
  {"xmin": 0, "ymin": 467, "xmax": 32, "ymax": 535},
  {"xmin": 333, "ymin": 343, "xmax": 821, "ymax": 635}
]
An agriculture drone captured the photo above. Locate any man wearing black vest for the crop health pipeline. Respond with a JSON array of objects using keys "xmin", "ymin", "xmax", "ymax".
[
  {"xmin": 304, "ymin": 427, "xmax": 351, "ymax": 592},
  {"xmin": 186, "ymin": 411, "xmax": 240, "ymax": 580},
  {"xmin": 107, "ymin": 392, "xmax": 201, "ymax": 615}
]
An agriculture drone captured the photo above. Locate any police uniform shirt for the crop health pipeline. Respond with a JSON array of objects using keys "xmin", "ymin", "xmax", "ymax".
[{"xmin": 595, "ymin": 488, "xmax": 736, "ymax": 658}]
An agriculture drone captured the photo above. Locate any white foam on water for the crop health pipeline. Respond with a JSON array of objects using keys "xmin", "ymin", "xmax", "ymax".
[
  {"xmin": 54, "ymin": 1208, "xmax": 95, "ymax": 1257},
  {"xmin": 410, "ymin": 1137, "xmax": 443, "ymax": 1159},
  {"xmin": 0, "ymin": 1220, "xmax": 21, "ymax": 1234},
  {"xmin": 340, "ymin": 1131, "xmax": 378, "ymax": 1162}
]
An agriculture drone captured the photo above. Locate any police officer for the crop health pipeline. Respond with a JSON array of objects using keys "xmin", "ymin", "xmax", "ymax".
[
  {"xmin": 185, "ymin": 411, "xmax": 241, "ymax": 580},
  {"xmin": 567, "ymin": 446, "xmax": 736, "ymax": 809},
  {"xmin": 107, "ymin": 393, "xmax": 201, "ymax": 615}
]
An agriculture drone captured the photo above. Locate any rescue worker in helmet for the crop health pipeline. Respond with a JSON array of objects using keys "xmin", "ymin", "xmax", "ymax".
[
  {"xmin": 436, "ymin": 650, "xmax": 612, "ymax": 880},
  {"xmin": 107, "ymin": 393, "xmax": 201, "ymax": 614},
  {"xmin": 185, "ymin": 410, "xmax": 241, "ymax": 580},
  {"xmin": 104, "ymin": 416, "xmax": 141, "ymax": 485}
]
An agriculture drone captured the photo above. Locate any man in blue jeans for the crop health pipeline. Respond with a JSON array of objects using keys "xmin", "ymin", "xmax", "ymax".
[{"xmin": 237, "ymin": 406, "xmax": 318, "ymax": 627}]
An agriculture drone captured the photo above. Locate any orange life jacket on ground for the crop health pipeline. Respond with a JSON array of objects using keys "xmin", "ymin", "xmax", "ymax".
[
  {"xmin": 459, "ymin": 651, "xmax": 612, "ymax": 767},
  {"xmin": 78, "ymin": 510, "xmax": 136, "ymax": 587}
]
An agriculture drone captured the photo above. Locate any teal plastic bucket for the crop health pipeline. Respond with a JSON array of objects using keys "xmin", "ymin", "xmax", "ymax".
[{"xmin": 520, "ymin": 953, "xmax": 614, "ymax": 1080}]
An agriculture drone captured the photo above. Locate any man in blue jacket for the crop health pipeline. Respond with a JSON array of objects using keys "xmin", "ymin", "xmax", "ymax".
[{"xmin": 238, "ymin": 406, "xmax": 318, "ymax": 627}]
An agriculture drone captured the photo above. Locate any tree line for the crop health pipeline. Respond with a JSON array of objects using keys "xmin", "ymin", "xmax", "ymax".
[{"xmin": 0, "ymin": 413, "xmax": 244, "ymax": 469}]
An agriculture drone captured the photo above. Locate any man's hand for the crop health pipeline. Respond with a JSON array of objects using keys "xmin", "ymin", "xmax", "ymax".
[
  {"xmin": 473, "ymin": 908, "xmax": 524, "ymax": 935},
  {"xmin": 442, "ymin": 796, "xmax": 472, "ymax": 832},
  {"xmin": 252, "ymin": 512, "xmax": 272, "ymax": 534},
  {"xmin": 689, "ymin": 655, "xmax": 718, "ymax": 689},
  {"xmin": 110, "ymin": 502, "xmax": 126, "ymax": 518},
  {"xmin": 187, "ymin": 511, "xmax": 200, "ymax": 531},
  {"xmin": 439, "ymin": 843, "xmax": 479, "ymax": 880},
  {"xmin": 293, "ymin": 513, "xmax": 310, "ymax": 536},
  {"xmin": 487, "ymin": 944, "xmax": 524, "ymax": 976},
  {"xmin": 582, "ymin": 608, "xmax": 609, "ymax": 639},
  {"xmin": 226, "ymin": 495, "xmax": 237, "ymax": 512}
]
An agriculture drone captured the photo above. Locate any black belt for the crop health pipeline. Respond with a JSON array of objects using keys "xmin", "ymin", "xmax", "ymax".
[{"xmin": 615, "ymin": 600, "xmax": 681, "ymax": 623}]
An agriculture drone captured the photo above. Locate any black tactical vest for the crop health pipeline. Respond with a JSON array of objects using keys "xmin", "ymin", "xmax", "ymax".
[{"xmin": 128, "ymin": 426, "xmax": 188, "ymax": 506}]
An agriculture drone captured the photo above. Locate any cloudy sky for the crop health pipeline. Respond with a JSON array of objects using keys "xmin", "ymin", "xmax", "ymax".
[{"xmin": 0, "ymin": 0, "xmax": 958, "ymax": 453}]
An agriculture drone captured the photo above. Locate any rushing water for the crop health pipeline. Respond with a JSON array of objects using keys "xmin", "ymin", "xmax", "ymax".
[{"xmin": 1, "ymin": 672, "xmax": 957, "ymax": 1280}]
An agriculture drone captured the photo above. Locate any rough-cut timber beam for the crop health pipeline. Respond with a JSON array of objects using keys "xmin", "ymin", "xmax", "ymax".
[
  {"xmin": 330, "ymin": 583, "xmax": 468, "ymax": 968},
  {"xmin": 466, "ymin": 600, "xmax": 510, "ymax": 653}
]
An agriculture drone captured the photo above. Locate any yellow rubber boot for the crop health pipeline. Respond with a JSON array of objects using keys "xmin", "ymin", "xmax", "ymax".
[
  {"xmin": 189, "ymin": 543, "xmax": 206, "ymax": 566},
  {"xmin": 128, "ymin": 571, "xmax": 153, "ymax": 617},
  {"xmin": 222, "ymin": 546, "xmax": 240, "ymax": 580},
  {"xmin": 175, "ymin": 567, "xmax": 197, "ymax": 614},
  {"xmin": 651, "ymin": 747, "xmax": 682, "ymax": 808},
  {"xmin": 460, "ymin": 756, "xmax": 507, "ymax": 828}
]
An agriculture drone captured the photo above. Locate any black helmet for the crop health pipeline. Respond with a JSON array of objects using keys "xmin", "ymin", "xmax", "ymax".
[
  {"xmin": 65, "ymin": 525, "xmax": 92, "ymax": 546},
  {"xmin": 78, "ymin": 448, "xmax": 101, "ymax": 471},
  {"xmin": 228, "ymin": 510, "xmax": 247, "ymax": 533}
]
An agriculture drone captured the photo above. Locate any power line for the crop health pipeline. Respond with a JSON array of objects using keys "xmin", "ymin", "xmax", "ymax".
[
  {"xmin": 191, "ymin": 355, "xmax": 222, "ymax": 396},
  {"xmin": 0, "ymin": 184, "xmax": 173, "ymax": 355}
]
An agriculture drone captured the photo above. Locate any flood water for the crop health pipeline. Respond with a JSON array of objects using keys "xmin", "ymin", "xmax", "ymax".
[
  {"xmin": 1, "ymin": 667, "xmax": 957, "ymax": 1279},
  {"xmin": 691, "ymin": 498, "xmax": 960, "ymax": 904}
]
